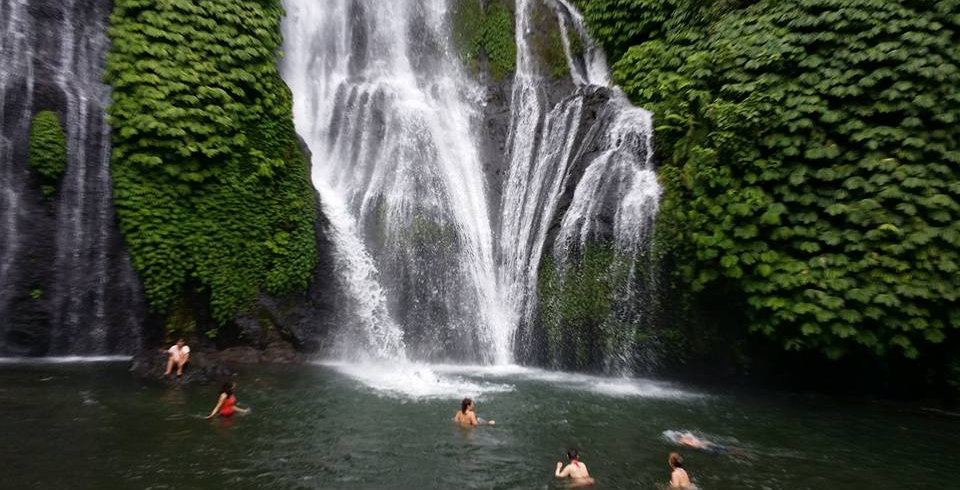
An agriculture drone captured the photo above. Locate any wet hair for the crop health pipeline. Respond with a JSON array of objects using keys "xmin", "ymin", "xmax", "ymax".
[
  {"xmin": 460, "ymin": 398, "xmax": 472, "ymax": 414},
  {"xmin": 669, "ymin": 452, "xmax": 683, "ymax": 469},
  {"xmin": 567, "ymin": 448, "xmax": 579, "ymax": 460},
  {"xmin": 176, "ymin": 338, "xmax": 185, "ymax": 344},
  {"xmin": 221, "ymin": 381, "xmax": 236, "ymax": 396}
]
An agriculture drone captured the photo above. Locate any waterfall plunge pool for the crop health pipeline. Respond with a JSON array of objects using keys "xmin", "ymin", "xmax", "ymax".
[{"xmin": 0, "ymin": 361, "xmax": 956, "ymax": 489}]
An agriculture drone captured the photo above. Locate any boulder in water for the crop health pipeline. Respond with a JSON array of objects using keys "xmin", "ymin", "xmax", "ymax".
[{"xmin": 128, "ymin": 349, "xmax": 233, "ymax": 384}]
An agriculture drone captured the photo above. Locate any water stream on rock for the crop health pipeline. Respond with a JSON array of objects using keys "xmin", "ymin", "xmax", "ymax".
[
  {"xmin": 281, "ymin": 0, "xmax": 510, "ymax": 364},
  {"xmin": 0, "ymin": 0, "xmax": 143, "ymax": 356}
]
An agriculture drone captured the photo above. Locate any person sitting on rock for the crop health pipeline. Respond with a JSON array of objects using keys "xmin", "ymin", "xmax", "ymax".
[{"xmin": 164, "ymin": 338, "xmax": 190, "ymax": 377}]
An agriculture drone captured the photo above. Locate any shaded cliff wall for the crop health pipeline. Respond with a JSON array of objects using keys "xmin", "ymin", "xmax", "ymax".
[{"xmin": 0, "ymin": 0, "xmax": 145, "ymax": 356}]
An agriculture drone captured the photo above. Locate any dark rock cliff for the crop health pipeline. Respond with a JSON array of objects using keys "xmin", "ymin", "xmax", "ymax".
[
  {"xmin": 0, "ymin": 0, "xmax": 146, "ymax": 356},
  {"xmin": 0, "ymin": 0, "xmax": 340, "ymax": 359}
]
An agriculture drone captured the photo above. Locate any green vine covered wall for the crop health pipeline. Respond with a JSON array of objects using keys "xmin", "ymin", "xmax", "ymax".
[
  {"xmin": 105, "ymin": 0, "xmax": 317, "ymax": 332},
  {"xmin": 575, "ymin": 0, "xmax": 960, "ymax": 366},
  {"xmin": 450, "ymin": 0, "xmax": 517, "ymax": 80},
  {"xmin": 28, "ymin": 110, "xmax": 68, "ymax": 198}
]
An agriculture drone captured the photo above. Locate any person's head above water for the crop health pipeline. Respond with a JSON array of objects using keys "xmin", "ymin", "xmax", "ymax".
[
  {"xmin": 567, "ymin": 448, "xmax": 579, "ymax": 461},
  {"xmin": 460, "ymin": 398, "xmax": 473, "ymax": 413},
  {"xmin": 175, "ymin": 338, "xmax": 185, "ymax": 347},
  {"xmin": 221, "ymin": 381, "xmax": 237, "ymax": 395},
  {"xmin": 669, "ymin": 452, "xmax": 683, "ymax": 469}
]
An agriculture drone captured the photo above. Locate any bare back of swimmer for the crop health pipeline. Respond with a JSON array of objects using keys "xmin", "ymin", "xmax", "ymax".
[
  {"xmin": 453, "ymin": 398, "xmax": 495, "ymax": 426},
  {"xmin": 669, "ymin": 452, "xmax": 695, "ymax": 489},
  {"xmin": 555, "ymin": 448, "xmax": 595, "ymax": 486}
]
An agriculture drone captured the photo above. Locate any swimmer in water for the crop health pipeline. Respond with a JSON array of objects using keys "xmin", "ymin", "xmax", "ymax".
[
  {"xmin": 205, "ymin": 381, "xmax": 249, "ymax": 419},
  {"xmin": 453, "ymin": 398, "xmax": 495, "ymax": 426},
  {"xmin": 677, "ymin": 433, "xmax": 710, "ymax": 450},
  {"xmin": 674, "ymin": 431, "xmax": 747, "ymax": 456},
  {"xmin": 555, "ymin": 448, "xmax": 595, "ymax": 487},
  {"xmin": 669, "ymin": 452, "xmax": 694, "ymax": 489}
]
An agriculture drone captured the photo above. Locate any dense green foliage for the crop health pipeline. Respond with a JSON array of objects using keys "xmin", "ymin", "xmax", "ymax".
[
  {"xmin": 106, "ymin": 0, "xmax": 317, "ymax": 329},
  {"xmin": 576, "ymin": 0, "xmax": 960, "ymax": 360},
  {"xmin": 28, "ymin": 110, "xmax": 67, "ymax": 198},
  {"xmin": 450, "ymin": 0, "xmax": 516, "ymax": 80}
]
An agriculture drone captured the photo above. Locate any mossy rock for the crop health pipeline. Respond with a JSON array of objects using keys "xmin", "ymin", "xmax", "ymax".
[
  {"xmin": 449, "ymin": 0, "xmax": 517, "ymax": 80},
  {"xmin": 28, "ymin": 110, "xmax": 67, "ymax": 198}
]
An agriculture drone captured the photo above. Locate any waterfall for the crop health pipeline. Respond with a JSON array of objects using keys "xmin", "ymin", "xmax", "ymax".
[
  {"xmin": 552, "ymin": 0, "xmax": 611, "ymax": 86},
  {"xmin": 280, "ymin": 0, "xmax": 660, "ymax": 370},
  {"xmin": 0, "ymin": 0, "xmax": 144, "ymax": 356},
  {"xmin": 280, "ymin": 0, "xmax": 510, "ymax": 363},
  {"xmin": 500, "ymin": 0, "xmax": 661, "ymax": 371}
]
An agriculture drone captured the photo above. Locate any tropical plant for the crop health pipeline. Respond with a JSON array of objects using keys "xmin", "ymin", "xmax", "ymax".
[
  {"xmin": 106, "ymin": 0, "xmax": 318, "ymax": 330},
  {"xmin": 450, "ymin": 0, "xmax": 517, "ymax": 79},
  {"xmin": 28, "ymin": 110, "xmax": 68, "ymax": 198},
  {"xmin": 576, "ymin": 0, "xmax": 960, "ymax": 360}
]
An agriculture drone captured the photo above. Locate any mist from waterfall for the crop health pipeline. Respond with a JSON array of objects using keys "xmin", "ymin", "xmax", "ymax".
[{"xmin": 0, "ymin": 0, "xmax": 143, "ymax": 356}]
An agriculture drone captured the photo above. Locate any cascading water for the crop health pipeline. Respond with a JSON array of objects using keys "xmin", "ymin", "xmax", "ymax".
[
  {"xmin": 280, "ymin": 0, "xmax": 659, "ymax": 371},
  {"xmin": 280, "ymin": 0, "xmax": 660, "ymax": 371},
  {"xmin": 280, "ymin": 0, "xmax": 510, "ymax": 363},
  {"xmin": 0, "ymin": 0, "xmax": 144, "ymax": 356},
  {"xmin": 552, "ymin": 0, "xmax": 610, "ymax": 86},
  {"xmin": 499, "ymin": 0, "xmax": 661, "ymax": 372}
]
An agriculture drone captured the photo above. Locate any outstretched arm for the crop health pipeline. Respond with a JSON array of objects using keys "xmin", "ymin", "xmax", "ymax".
[
  {"xmin": 555, "ymin": 462, "xmax": 570, "ymax": 477},
  {"xmin": 206, "ymin": 393, "xmax": 227, "ymax": 419}
]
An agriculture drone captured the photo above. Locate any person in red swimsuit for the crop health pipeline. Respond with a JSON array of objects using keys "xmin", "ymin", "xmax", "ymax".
[{"xmin": 205, "ymin": 381, "xmax": 249, "ymax": 419}]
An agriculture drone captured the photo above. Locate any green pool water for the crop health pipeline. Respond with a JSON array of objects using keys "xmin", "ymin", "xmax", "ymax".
[{"xmin": 0, "ymin": 360, "xmax": 956, "ymax": 489}]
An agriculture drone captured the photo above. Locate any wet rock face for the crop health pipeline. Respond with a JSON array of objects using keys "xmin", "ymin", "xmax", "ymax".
[
  {"xmin": 0, "ymin": 0, "xmax": 146, "ymax": 356},
  {"xmin": 0, "ymin": 1, "xmax": 340, "ymax": 358},
  {"xmin": 237, "ymin": 191, "xmax": 342, "ymax": 355}
]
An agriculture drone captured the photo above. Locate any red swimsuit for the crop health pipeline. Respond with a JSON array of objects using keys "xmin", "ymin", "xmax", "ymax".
[{"xmin": 220, "ymin": 394, "xmax": 236, "ymax": 417}]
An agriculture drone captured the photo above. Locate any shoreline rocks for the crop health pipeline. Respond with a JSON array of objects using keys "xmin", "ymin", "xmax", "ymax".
[{"xmin": 129, "ymin": 341, "xmax": 305, "ymax": 384}]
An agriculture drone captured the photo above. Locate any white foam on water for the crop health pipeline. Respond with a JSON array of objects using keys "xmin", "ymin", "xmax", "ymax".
[
  {"xmin": 429, "ymin": 363, "xmax": 697, "ymax": 399},
  {"xmin": 317, "ymin": 361, "xmax": 515, "ymax": 400},
  {"xmin": 0, "ymin": 355, "xmax": 131, "ymax": 364},
  {"xmin": 322, "ymin": 361, "xmax": 697, "ymax": 400}
]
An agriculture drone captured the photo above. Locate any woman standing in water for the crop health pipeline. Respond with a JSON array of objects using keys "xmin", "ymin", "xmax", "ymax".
[
  {"xmin": 206, "ymin": 381, "xmax": 249, "ymax": 419},
  {"xmin": 555, "ymin": 448, "xmax": 595, "ymax": 487},
  {"xmin": 453, "ymin": 398, "xmax": 495, "ymax": 426}
]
